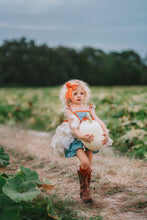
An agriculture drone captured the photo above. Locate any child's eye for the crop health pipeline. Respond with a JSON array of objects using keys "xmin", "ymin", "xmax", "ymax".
[
  {"xmin": 81, "ymin": 92, "xmax": 84, "ymax": 95},
  {"xmin": 73, "ymin": 93, "xmax": 77, "ymax": 95}
]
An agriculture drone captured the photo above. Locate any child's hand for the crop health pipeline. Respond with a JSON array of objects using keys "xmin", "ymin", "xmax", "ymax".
[
  {"xmin": 80, "ymin": 134, "xmax": 94, "ymax": 143},
  {"xmin": 65, "ymin": 105, "xmax": 73, "ymax": 112},
  {"xmin": 102, "ymin": 132, "xmax": 108, "ymax": 145},
  {"xmin": 89, "ymin": 105, "xmax": 96, "ymax": 117}
]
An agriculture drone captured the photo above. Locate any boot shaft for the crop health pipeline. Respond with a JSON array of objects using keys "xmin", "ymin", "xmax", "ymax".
[
  {"xmin": 87, "ymin": 169, "xmax": 92, "ymax": 187},
  {"xmin": 77, "ymin": 168, "xmax": 93, "ymax": 203},
  {"xmin": 78, "ymin": 167, "xmax": 92, "ymax": 187},
  {"xmin": 78, "ymin": 170, "xmax": 88, "ymax": 186}
]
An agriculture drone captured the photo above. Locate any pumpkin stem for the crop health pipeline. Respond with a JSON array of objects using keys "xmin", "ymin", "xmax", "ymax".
[{"xmin": 87, "ymin": 113, "xmax": 92, "ymax": 123}]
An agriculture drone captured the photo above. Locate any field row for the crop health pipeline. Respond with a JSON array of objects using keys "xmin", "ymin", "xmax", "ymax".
[{"xmin": 0, "ymin": 86, "xmax": 147, "ymax": 159}]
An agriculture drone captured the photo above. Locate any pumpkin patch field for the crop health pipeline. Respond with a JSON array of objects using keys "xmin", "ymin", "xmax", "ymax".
[
  {"xmin": 0, "ymin": 86, "xmax": 146, "ymax": 159},
  {"xmin": 0, "ymin": 86, "xmax": 147, "ymax": 220}
]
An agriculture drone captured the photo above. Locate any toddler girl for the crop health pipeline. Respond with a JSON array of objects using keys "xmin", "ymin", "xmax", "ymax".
[{"xmin": 51, "ymin": 79, "xmax": 113, "ymax": 203}]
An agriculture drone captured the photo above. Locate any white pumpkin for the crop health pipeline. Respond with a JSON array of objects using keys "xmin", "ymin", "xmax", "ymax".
[{"xmin": 79, "ymin": 114, "xmax": 105, "ymax": 151}]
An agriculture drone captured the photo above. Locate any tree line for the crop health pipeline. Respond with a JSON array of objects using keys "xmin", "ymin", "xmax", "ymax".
[{"xmin": 0, "ymin": 37, "xmax": 147, "ymax": 86}]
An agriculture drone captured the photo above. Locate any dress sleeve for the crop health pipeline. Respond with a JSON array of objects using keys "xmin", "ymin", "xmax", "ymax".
[
  {"xmin": 70, "ymin": 114, "xmax": 80, "ymax": 129},
  {"xmin": 63, "ymin": 105, "xmax": 73, "ymax": 115},
  {"xmin": 89, "ymin": 104, "xmax": 96, "ymax": 110}
]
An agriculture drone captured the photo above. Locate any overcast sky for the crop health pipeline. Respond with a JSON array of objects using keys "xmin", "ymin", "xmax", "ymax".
[{"xmin": 0, "ymin": 0, "xmax": 147, "ymax": 57}]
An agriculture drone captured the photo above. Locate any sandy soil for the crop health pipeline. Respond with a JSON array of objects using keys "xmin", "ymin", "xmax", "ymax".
[{"xmin": 0, "ymin": 124, "xmax": 147, "ymax": 220}]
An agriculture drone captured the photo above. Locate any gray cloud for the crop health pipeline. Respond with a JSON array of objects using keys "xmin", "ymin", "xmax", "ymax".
[{"xmin": 0, "ymin": 0, "xmax": 146, "ymax": 56}]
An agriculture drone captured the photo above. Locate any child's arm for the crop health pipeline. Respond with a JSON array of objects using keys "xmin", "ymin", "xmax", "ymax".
[
  {"xmin": 89, "ymin": 105, "xmax": 109, "ymax": 145},
  {"xmin": 65, "ymin": 108, "xmax": 94, "ymax": 143}
]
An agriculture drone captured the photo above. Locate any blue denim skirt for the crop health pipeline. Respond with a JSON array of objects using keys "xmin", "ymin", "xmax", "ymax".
[{"xmin": 65, "ymin": 138, "xmax": 99, "ymax": 158}]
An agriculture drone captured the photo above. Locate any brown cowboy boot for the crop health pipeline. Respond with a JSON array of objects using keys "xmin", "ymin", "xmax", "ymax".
[
  {"xmin": 77, "ymin": 167, "xmax": 93, "ymax": 203},
  {"xmin": 87, "ymin": 168, "xmax": 92, "ymax": 189}
]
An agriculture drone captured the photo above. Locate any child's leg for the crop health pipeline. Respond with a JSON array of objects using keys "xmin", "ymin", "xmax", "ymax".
[
  {"xmin": 85, "ymin": 150, "xmax": 93, "ymax": 189},
  {"xmin": 76, "ymin": 148, "xmax": 93, "ymax": 203},
  {"xmin": 76, "ymin": 148, "xmax": 90, "ymax": 169},
  {"xmin": 85, "ymin": 150, "xmax": 93, "ymax": 169}
]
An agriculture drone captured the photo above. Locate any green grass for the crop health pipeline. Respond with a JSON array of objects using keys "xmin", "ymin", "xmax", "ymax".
[{"xmin": 0, "ymin": 86, "xmax": 147, "ymax": 159}]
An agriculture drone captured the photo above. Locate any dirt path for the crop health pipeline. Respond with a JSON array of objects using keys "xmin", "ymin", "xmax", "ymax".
[{"xmin": 0, "ymin": 124, "xmax": 147, "ymax": 220}]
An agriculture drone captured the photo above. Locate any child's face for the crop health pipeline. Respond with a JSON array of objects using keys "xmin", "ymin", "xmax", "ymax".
[{"xmin": 71, "ymin": 86, "xmax": 85, "ymax": 105}]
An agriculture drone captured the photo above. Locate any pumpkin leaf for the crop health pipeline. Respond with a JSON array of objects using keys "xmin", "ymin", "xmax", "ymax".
[
  {"xmin": 15, "ymin": 165, "xmax": 42, "ymax": 185},
  {"xmin": 43, "ymin": 177, "xmax": 54, "ymax": 185},
  {"xmin": 0, "ymin": 194, "xmax": 22, "ymax": 220},
  {"xmin": 144, "ymin": 152, "xmax": 147, "ymax": 160},
  {"xmin": 0, "ymin": 147, "xmax": 9, "ymax": 168},
  {"xmin": 136, "ymin": 120, "xmax": 145, "ymax": 128},
  {"xmin": 2, "ymin": 176, "xmax": 40, "ymax": 202},
  {"xmin": 0, "ymin": 176, "xmax": 22, "ymax": 220},
  {"xmin": 42, "ymin": 178, "xmax": 55, "ymax": 191},
  {"xmin": 130, "ymin": 144, "xmax": 142, "ymax": 150},
  {"xmin": 0, "ymin": 173, "xmax": 10, "ymax": 178},
  {"xmin": 0, "ymin": 175, "xmax": 6, "ymax": 191},
  {"xmin": 113, "ymin": 110, "xmax": 124, "ymax": 118},
  {"xmin": 143, "ymin": 136, "xmax": 147, "ymax": 145},
  {"xmin": 120, "ymin": 120, "xmax": 145, "ymax": 128},
  {"xmin": 0, "ymin": 193, "xmax": 22, "ymax": 220},
  {"xmin": 47, "ymin": 199, "xmax": 59, "ymax": 219},
  {"xmin": 118, "ymin": 129, "xmax": 147, "ymax": 142}
]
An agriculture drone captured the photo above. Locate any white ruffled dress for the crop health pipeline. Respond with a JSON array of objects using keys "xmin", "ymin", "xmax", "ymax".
[
  {"xmin": 51, "ymin": 111, "xmax": 81, "ymax": 157},
  {"xmin": 51, "ymin": 105, "xmax": 112, "ymax": 157}
]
